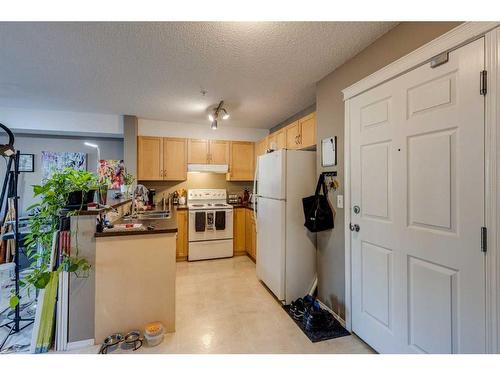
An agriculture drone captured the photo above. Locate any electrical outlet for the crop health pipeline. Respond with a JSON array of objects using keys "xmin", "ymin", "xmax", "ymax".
[{"xmin": 337, "ymin": 194, "xmax": 344, "ymax": 209}]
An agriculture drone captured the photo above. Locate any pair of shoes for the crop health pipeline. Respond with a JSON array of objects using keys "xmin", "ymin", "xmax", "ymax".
[
  {"xmin": 305, "ymin": 309, "xmax": 331, "ymax": 331},
  {"xmin": 290, "ymin": 298, "xmax": 306, "ymax": 320}
]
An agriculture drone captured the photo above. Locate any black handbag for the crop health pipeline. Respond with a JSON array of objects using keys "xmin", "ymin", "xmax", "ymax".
[{"xmin": 302, "ymin": 174, "xmax": 334, "ymax": 232}]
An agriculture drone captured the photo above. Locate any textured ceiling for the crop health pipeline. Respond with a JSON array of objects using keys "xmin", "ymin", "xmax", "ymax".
[{"xmin": 0, "ymin": 22, "xmax": 397, "ymax": 129}]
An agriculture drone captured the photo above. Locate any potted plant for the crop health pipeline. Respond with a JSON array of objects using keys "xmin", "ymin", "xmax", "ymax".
[
  {"xmin": 10, "ymin": 168, "xmax": 97, "ymax": 309},
  {"xmin": 121, "ymin": 170, "xmax": 135, "ymax": 198}
]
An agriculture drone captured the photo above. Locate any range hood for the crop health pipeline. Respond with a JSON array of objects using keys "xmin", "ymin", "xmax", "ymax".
[{"xmin": 188, "ymin": 164, "xmax": 229, "ymax": 174}]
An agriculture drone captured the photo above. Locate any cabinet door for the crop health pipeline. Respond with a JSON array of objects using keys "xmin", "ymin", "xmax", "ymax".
[
  {"xmin": 233, "ymin": 208, "xmax": 246, "ymax": 255},
  {"xmin": 209, "ymin": 140, "xmax": 229, "ymax": 164},
  {"xmin": 176, "ymin": 210, "xmax": 188, "ymax": 260},
  {"xmin": 245, "ymin": 209, "xmax": 253, "ymax": 258},
  {"xmin": 251, "ymin": 215, "xmax": 257, "ymax": 261},
  {"xmin": 286, "ymin": 121, "xmax": 300, "ymax": 150},
  {"xmin": 163, "ymin": 138, "xmax": 187, "ymax": 180},
  {"xmin": 267, "ymin": 133, "xmax": 277, "ymax": 151},
  {"xmin": 299, "ymin": 112, "xmax": 316, "ymax": 148},
  {"xmin": 255, "ymin": 138, "xmax": 268, "ymax": 157},
  {"xmin": 188, "ymin": 139, "xmax": 209, "ymax": 164},
  {"xmin": 276, "ymin": 129, "xmax": 286, "ymax": 150},
  {"xmin": 137, "ymin": 136, "xmax": 163, "ymax": 180},
  {"xmin": 229, "ymin": 141, "xmax": 255, "ymax": 181}
]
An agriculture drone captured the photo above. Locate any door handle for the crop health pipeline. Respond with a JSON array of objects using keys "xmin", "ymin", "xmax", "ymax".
[{"xmin": 349, "ymin": 223, "xmax": 360, "ymax": 232}]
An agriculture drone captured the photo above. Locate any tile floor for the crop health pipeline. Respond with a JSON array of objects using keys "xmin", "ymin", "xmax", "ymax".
[{"xmin": 70, "ymin": 255, "xmax": 374, "ymax": 354}]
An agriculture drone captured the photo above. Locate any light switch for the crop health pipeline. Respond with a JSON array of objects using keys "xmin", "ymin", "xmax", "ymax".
[{"xmin": 337, "ymin": 194, "xmax": 344, "ymax": 209}]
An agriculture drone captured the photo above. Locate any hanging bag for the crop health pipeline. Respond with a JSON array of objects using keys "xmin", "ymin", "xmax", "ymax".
[{"xmin": 302, "ymin": 174, "xmax": 334, "ymax": 232}]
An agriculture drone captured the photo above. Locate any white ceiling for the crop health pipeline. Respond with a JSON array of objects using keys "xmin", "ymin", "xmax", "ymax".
[{"xmin": 0, "ymin": 22, "xmax": 397, "ymax": 129}]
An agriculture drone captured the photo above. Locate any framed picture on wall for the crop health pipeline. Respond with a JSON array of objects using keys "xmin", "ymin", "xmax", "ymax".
[
  {"xmin": 19, "ymin": 153, "xmax": 35, "ymax": 172},
  {"xmin": 321, "ymin": 137, "xmax": 337, "ymax": 167}
]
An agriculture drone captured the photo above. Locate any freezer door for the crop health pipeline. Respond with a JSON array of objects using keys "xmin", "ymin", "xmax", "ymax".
[
  {"xmin": 256, "ymin": 197, "xmax": 286, "ymax": 301},
  {"xmin": 257, "ymin": 150, "xmax": 286, "ymax": 200}
]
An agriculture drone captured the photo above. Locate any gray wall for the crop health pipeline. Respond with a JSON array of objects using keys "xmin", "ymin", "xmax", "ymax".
[
  {"xmin": 0, "ymin": 133, "xmax": 123, "ymax": 215},
  {"xmin": 315, "ymin": 22, "xmax": 462, "ymax": 319}
]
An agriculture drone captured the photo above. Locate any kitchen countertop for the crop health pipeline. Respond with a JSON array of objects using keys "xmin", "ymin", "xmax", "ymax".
[
  {"xmin": 94, "ymin": 208, "xmax": 178, "ymax": 237},
  {"xmin": 72, "ymin": 196, "xmax": 132, "ymax": 216}
]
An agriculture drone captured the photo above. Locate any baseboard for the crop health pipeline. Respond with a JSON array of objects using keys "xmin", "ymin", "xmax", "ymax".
[
  {"xmin": 233, "ymin": 250, "xmax": 247, "ymax": 257},
  {"xmin": 176, "ymin": 256, "xmax": 188, "ymax": 262},
  {"xmin": 317, "ymin": 299, "xmax": 347, "ymax": 329},
  {"xmin": 66, "ymin": 338, "xmax": 95, "ymax": 351}
]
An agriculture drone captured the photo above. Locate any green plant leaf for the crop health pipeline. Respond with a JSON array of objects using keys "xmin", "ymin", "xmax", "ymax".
[
  {"xmin": 9, "ymin": 295, "xmax": 19, "ymax": 309},
  {"xmin": 33, "ymin": 272, "xmax": 51, "ymax": 289}
]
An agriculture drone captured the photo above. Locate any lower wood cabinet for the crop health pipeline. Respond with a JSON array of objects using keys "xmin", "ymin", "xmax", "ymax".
[
  {"xmin": 176, "ymin": 210, "xmax": 188, "ymax": 261},
  {"xmin": 245, "ymin": 209, "xmax": 257, "ymax": 261},
  {"xmin": 233, "ymin": 208, "xmax": 247, "ymax": 255}
]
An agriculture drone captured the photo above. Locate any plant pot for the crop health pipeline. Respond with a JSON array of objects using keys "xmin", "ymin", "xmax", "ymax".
[
  {"xmin": 99, "ymin": 189, "xmax": 108, "ymax": 205},
  {"xmin": 66, "ymin": 190, "xmax": 96, "ymax": 209},
  {"xmin": 120, "ymin": 184, "xmax": 131, "ymax": 197}
]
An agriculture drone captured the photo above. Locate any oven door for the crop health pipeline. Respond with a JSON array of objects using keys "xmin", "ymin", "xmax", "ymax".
[{"xmin": 188, "ymin": 209, "xmax": 233, "ymax": 241}]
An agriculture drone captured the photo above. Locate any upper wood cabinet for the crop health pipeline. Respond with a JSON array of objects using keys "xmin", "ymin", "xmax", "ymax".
[
  {"xmin": 188, "ymin": 139, "xmax": 209, "ymax": 164},
  {"xmin": 137, "ymin": 136, "xmax": 187, "ymax": 181},
  {"xmin": 298, "ymin": 112, "xmax": 316, "ymax": 148},
  {"xmin": 188, "ymin": 139, "xmax": 229, "ymax": 164},
  {"xmin": 286, "ymin": 121, "xmax": 301, "ymax": 150},
  {"xmin": 255, "ymin": 137, "xmax": 268, "ymax": 157},
  {"xmin": 269, "ymin": 128, "xmax": 286, "ymax": 150},
  {"xmin": 163, "ymin": 138, "xmax": 187, "ymax": 180},
  {"xmin": 138, "ymin": 136, "xmax": 163, "ymax": 180},
  {"xmin": 208, "ymin": 140, "xmax": 229, "ymax": 164},
  {"xmin": 228, "ymin": 141, "xmax": 255, "ymax": 181},
  {"xmin": 263, "ymin": 112, "xmax": 317, "ymax": 151}
]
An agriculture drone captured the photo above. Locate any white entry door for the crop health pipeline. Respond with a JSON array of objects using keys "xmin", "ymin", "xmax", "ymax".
[{"xmin": 349, "ymin": 38, "xmax": 486, "ymax": 353}]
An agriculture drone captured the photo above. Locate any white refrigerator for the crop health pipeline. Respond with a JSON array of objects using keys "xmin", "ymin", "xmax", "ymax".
[{"xmin": 254, "ymin": 149, "xmax": 317, "ymax": 304}]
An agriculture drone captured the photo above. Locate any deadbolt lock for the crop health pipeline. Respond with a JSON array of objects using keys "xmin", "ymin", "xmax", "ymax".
[{"xmin": 353, "ymin": 205, "xmax": 360, "ymax": 215}]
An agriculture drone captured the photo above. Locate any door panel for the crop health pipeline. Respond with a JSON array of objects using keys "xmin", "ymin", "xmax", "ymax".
[
  {"xmin": 286, "ymin": 122, "xmax": 300, "ymax": 149},
  {"xmin": 137, "ymin": 136, "xmax": 162, "ymax": 180},
  {"xmin": 257, "ymin": 150, "xmax": 285, "ymax": 200},
  {"xmin": 229, "ymin": 141, "xmax": 255, "ymax": 181},
  {"xmin": 163, "ymin": 138, "xmax": 187, "ymax": 181},
  {"xmin": 188, "ymin": 139, "xmax": 209, "ymax": 164},
  {"xmin": 349, "ymin": 38, "xmax": 485, "ymax": 353},
  {"xmin": 209, "ymin": 140, "xmax": 229, "ymax": 164},
  {"xmin": 299, "ymin": 112, "xmax": 316, "ymax": 148},
  {"xmin": 256, "ymin": 197, "xmax": 285, "ymax": 301}
]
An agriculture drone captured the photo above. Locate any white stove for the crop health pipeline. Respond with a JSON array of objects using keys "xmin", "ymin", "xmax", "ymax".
[{"xmin": 187, "ymin": 189, "xmax": 233, "ymax": 261}]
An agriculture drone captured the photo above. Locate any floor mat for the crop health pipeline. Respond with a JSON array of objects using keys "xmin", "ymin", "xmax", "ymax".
[{"xmin": 283, "ymin": 304, "xmax": 350, "ymax": 343}]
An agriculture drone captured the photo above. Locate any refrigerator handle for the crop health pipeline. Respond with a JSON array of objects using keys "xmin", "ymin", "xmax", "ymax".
[{"xmin": 252, "ymin": 156, "xmax": 259, "ymax": 229}]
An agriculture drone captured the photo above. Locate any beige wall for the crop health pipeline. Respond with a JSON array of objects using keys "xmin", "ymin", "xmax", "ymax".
[
  {"xmin": 315, "ymin": 22, "xmax": 462, "ymax": 319},
  {"xmin": 141, "ymin": 172, "xmax": 252, "ymax": 204}
]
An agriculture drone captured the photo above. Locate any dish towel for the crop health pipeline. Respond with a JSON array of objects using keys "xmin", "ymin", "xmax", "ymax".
[
  {"xmin": 215, "ymin": 211, "xmax": 226, "ymax": 230},
  {"xmin": 195, "ymin": 212, "xmax": 206, "ymax": 232}
]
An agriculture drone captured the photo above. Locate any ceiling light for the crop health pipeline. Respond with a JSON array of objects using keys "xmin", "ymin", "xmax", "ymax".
[{"xmin": 208, "ymin": 100, "xmax": 229, "ymax": 129}]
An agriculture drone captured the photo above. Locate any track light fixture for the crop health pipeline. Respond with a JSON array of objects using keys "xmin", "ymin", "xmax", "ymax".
[{"xmin": 208, "ymin": 100, "xmax": 230, "ymax": 129}]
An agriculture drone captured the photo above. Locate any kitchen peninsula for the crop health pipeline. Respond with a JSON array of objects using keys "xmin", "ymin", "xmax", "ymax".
[{"xmin": 93, "ymin": 208, "xmax": 178, "ymax": 344}]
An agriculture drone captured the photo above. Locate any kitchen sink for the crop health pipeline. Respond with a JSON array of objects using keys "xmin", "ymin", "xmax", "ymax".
[{"xmin": 123, "ymin": 210, "xmax": 171, "ymax": 220}]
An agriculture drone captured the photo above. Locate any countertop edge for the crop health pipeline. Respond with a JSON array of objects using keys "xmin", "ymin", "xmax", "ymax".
[{"xmin": 95, "ymin": 228, "xmax": 177, "ymax": 238}]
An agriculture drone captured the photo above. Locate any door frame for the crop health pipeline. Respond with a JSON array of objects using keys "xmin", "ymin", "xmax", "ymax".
[{"xmin": 343, "ymin": 22, "xmax": 500, "ymax": 353}]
